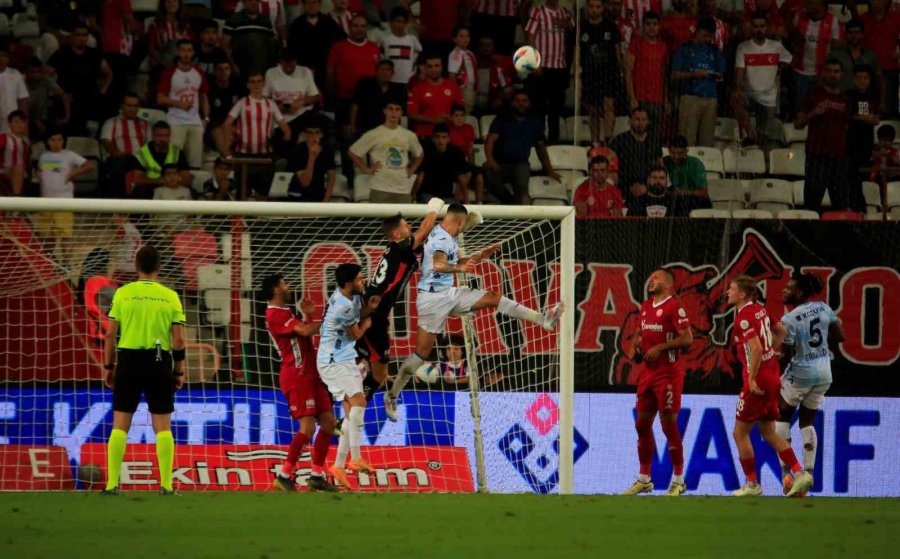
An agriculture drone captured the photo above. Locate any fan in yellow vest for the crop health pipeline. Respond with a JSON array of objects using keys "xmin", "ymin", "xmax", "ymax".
[{"xmin": 130, "ymin": 121, "xmax": 193, "ymax": 198}]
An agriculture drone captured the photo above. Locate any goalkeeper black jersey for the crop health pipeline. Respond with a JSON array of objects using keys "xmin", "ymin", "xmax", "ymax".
[{"xmin": 364, "ymin": 236, "xmax": 421, "ymax": 317}]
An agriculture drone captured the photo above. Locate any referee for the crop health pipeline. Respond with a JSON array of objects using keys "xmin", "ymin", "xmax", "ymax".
[{"xmin": 101, "ymin": 245, "xmax": 186, "ymax": 496}]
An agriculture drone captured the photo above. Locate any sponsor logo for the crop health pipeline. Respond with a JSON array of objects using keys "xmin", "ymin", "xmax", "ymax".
[
  {"xmin": 498, "ymin": 394, "xmax": 588, "ymax": 494},
  {"xmin": 79, "ymin": 444, "xmax": 474, "ymax": 492},
  {"xmin": 0, "ymin": 445, "xmax": 74, "ymax": 490}
]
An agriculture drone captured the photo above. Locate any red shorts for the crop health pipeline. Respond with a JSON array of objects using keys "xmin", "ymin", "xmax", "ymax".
[
  {"xmin": 636, "ymin": 368, "xmax": 685, "ymax": 415},
  {"xmin": 284, "ymin": 374, "xmax": 333, "ymax": 419},
  {"xmin": 735, "ymin": 370, "xmax": 781, "ymax": 423}
]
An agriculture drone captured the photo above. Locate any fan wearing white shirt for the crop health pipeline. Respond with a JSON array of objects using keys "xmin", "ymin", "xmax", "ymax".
[
  {"xmin": 0, "ymin": 49, "xmax": 29, "ymax": 135},
  {"xmin": 157, "ymin": 40, "xmax": 210, "ymax": 169},
  {"xmin": 379, "ymin": 7, "xmax": 423, "ymax": 87},
  {"xmin": 37, "ymin": 129, "xmax": 95, "ymax": 266},
  {"xmin": 264, "ymin": 49, "xmax": 321, "ymax": 156}
]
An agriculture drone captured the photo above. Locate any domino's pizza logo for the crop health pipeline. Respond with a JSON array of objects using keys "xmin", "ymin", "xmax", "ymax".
[{"xmin": 498, "ymin": 394, "xmax": 588, "ymax": 494}]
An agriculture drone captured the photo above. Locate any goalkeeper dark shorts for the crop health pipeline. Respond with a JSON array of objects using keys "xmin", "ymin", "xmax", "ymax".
[
  {"xmin": 357, "ymin": 313, "xmax": 390, "ymax": 364},
  {"xmin": 113, "ymin": 349, "xmax": 176, "ymax": 414}
]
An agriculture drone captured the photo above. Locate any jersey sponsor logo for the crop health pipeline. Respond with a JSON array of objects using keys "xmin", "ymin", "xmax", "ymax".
[{"xmin": 641, "ymin": 321, "xmax": 664, "ymax": 332}]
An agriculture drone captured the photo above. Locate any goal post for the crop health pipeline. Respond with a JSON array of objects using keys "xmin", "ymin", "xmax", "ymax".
[{"xmin": 0, "ymin": 198, "xmax": 575, "ymax": 494}]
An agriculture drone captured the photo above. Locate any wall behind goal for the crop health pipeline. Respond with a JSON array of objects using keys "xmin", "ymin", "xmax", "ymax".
[{"xmin": 2, "ymin": 389, "xmax": 897, "ymax": 496}]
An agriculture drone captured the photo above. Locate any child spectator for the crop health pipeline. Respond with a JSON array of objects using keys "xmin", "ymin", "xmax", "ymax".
[
  {"xmin": 153, "ymin": 164, "xmax": 194, "ymax": 203},
  {"xmin": 448, "ymin": 105, "xmax": 484, "ymax": 203},
  {"xmin": 0, "ymin": 111, "xmax": 31, "ymax": 196},
  {"xmin": 203, "ymin": 157, "xmax": 238, "ymax": 200},
  {"xmin": 414, "ymin": 123, "xmax": 470, "ymax": 203},
  {"xmin": 870, "ymin": 125, "xmax": 900, "ymax": 183},
  {"xmin": 379, "ymin": 7, "xmax": 422, "ymax": 88},
  {"xmin": 448, "ymin": 24, "xmax": 477, "ymax": 113},
  {"xmin": 573, "ymin": 156, "xmax": 625, "ymax": 218}
]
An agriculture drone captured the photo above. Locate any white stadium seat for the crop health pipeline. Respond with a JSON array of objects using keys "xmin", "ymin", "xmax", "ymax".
[
  {"xmin": 472, "ymin": 144, "xmax": 486, "ymax": 167},
  {"xmin": 723, "ymin": 147, "xmax": 766, "ymax": 175},
  {"xmin": 354, "ymin": 173, "xmax": 372, "ymax": 202},
  {"xmin": 732, "ymin": 209, "xmax": 775, "ymax": 219},
  {"xmin": 749, "ymin": 179, "xmax": 793, "ymax": 213},
  {"xmin": 465, "ymin": 116, "xmax": 481, "ymax": 140},
  {"xmin": 707, "ymin": 179, "xmax": 746, "ymax": 211},
  {"xmin": 862, "ymin": 181, "xmax": 883, "ymax": 212},
  {"xmin": 783, "ymin": 122, "xmax": 808, "ymax": 144},
  {"xmin": 268, "ymin": 172, "xmax": 292, "ymax": 199},
  {"xmin": 547, "ymin": 145, "xmax": 588, "ymax": 171},
  {"xmin": 137, "ymin": 108, "xmax": 167, "ymax": 126},
  {"xmin": 479, "ymin": 115, "xmax": 496, "ymax": 139},
  {"xmin": 330, "ymin": 174, "xmax": 352, "ymax": 202},
  {"xmin": 528, "ymin": 177, "xmax": 569, "ymax": 206},
  {"xmin": 688, "ymin": 146, "xmax": 725, "ymax": 175},
  {"xmin": 689, "ymin": 209, "xmax": 731, "ymax": 218},
  {"xmin": 715, "ymin": 117, "xmax": 739, "ymax": 143},
  {"xmin": 769, "ymin": 148, "xmax": 806, "ymax": 177},
  {"xmin": 885, "ymin": 181, "xmax": 900, "ymax": 210},
  {"xmin": 564, "ymin": 116, "xmax": 591, "ymax": 144},
  {"xmin": 777, "ymin": 209, "xmax": 820, "ymax": 220}
]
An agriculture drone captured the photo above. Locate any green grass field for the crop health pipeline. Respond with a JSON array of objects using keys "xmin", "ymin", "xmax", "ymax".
[{"xmin": 1, "ymin": 493, "xmax": 897, "ymax": 558}]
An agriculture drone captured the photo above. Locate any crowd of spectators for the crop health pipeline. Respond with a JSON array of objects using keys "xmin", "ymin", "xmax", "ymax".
[{"xmin": 0, "ymin": 0, "xmax": 897, "ymax": 219}]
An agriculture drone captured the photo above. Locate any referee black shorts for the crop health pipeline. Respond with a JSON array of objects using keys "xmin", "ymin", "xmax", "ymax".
[
  {"xmin": 114, "ymin": 349, "xmax": 176, "ymax": 414},
  {"xmin": 357, "ymin": 313, "xmax": 390, "ymax": 364}
]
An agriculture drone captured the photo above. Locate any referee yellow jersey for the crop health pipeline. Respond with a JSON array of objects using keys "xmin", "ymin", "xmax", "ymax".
[{"xmin": 108, "ymin": 280, "xmax": 186, "ymax": 350}]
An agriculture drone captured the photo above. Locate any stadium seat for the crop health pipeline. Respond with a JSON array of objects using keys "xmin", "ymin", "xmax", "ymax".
[
  {"xmin": 465, "ymin": 116, "xmax": 480, "ymax": 140},
  {"xmin": 886, "ymin": 181, "xmax": 900, "ymax": 210},
  {"xmin": 707, "ymin": 179, "xmax": 746, "ymax": 210},
  {"xmin": 689, "ymin": 208, "xmax": 731, "ymax": 218},
  {"xmin": 547, "ymin": 145, "xmax": 588, "ymax": 171},
  {"xmin": 191, "ymin": 170, "xmax": 213, "ymax": 196},
  {"xmin": 131, "ymin": 0, "xmax": 160, "ymax": 12},
  {"xmin": 777, "ymin": 209, "xmax": 820, "ymax": 220},
  {"xmin": 354, "ymin": 173, "xmax": 372, "ymax": 202},
  {"xmin": 137, "ymin": 108, "xmax": 167, "ymax": 126},
  {"xmin": 821, "ymin": 210, "xmax": 864, "ymax": 221},
  {"xmin": 769, "ymin": 148, "xmax": 805, "ymax": 177},
  {"xmin": 782, "ymin": 122, "xmax": 808, "ymax": 145},
  {"xmin": 67, "ymin": 137, "xmax": 101, "ymax": 159},
  {"xmin": 554, "ymin": 169, "xmax": 587, "ymax": 192},
  {"xmin": 564, "ymin": 116, "xmax": 591, "ymax": 144},
  {"xmin": 528, "ymin": 176, "xmax": 569, "ymax": 205},
  {"xmin": 480, "ymin": 115, "xmax": 496, "ymax": 139},
  {"xmin": 715, "ymin": 117, "xmax": 739, "ymax": 143},
  {"xmin": 749, "ymin": 179, "xmax": 793, "ymax": 213},
  {"xmin": 862, "ymin": 181, "xmax": 883, "ymax": 212},
  {"xmin": 11, "ymin": 12, "xmax": 38, "ymax": 38},
  {"xmin": 732, "ymin": 209, "xmax": 774, "ymax": 219},
  {"xmin": 875, "ymin": 120, "xmax": 900, "ymax": 143},
  {"xmin": 612, "ymin": 116, "xmax": 630, "ymax": 137},
  {"xmin": 330, "ymin": 174, "xmax": 351, "ymax": 202},
  {"xmin": 528, "ymin": 147, "xmax": 542, "ymax": 171},
  {"xmin": 268, "ymin": 172, "xmax": 292, "ymax": 199},
  {"xmin": 0, "ymin": 14, "xmax": 10, "ymax": 37},
  {"xmin": 865, "ymin": 211, "xmax": 887, "ymax": 220},
  {"xmin": 472, "ymin": 144, "xmax": 486, "ymax": 167},
  {"xmin": 688, "ymin": 146, "xmax": 725, "ymax": 175},
  {"xmin": 722, "ymin": 147, "xmax": 766, "ymax": 175}
]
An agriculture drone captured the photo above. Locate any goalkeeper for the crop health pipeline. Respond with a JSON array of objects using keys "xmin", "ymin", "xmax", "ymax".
[
  {"xmin": 356, "ymin": 197, "xmax": 444, "ymax": 402},
  {"xmin": 101, "ymin": 245, "xmax": 186, "ymax": 495},
  {"xmin": 384, "ymin": 203, "xmax": 564, "ymax": 420}
]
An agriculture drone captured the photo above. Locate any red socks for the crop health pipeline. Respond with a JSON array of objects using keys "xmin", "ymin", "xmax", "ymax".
[
  {"xmin": 739, "ymin": 456, "xmax": 758, "ymax": 483},
  {"xmin": 636, "ymin": 417, "xmax": 655, "ymax": 476},
  {"xmin": 281, "ymin": 431, "xmax": 311, "ymax": 477},
  {"xmin": 311, "ymin": 428, "xmax": 332, "ymax": 474},
  {"xmin": 660, "ymin": 420, "xmax": 684, "ymax": 477},
  {"xmin": 778, "ymin": 448, "xmax": 803, "ymax": 474}
]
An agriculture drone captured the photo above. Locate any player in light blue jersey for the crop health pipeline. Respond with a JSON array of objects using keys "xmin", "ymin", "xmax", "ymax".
[
  {"xmin": 317, "ymin": 263, "xmax": 380, "ymax": 485},
  {"xmin": 384, "ymin": 203, "xmax": 565, "ymax": 421},
  {"xmin": 773, "ymin": 272, "xmax": 844, "ymax": 494}
]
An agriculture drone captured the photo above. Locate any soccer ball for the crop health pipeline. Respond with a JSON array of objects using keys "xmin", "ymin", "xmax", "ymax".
[
  {"xmin": 77, "ymin": 463, "xmax": 105, "ymax": 488},
  {"xmin": 414, "ymin": 362, "xmax": 441, "ymax": 384},
  {"xmin": 513, "ymin": 46, "xmax": 541, "ymax": 77}
]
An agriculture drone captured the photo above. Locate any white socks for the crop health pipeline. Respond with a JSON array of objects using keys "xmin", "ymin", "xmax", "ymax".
[
  {"xmin": 334, "ymin": 427, "xmax": 350, "ymax": 467},
  {"xmin": 498, "ymin": 297, "xmax": 542, "ymax": 324},
  {"xmin": 672, "ymin": 474, "xmax": 684, "ymax": 485},
  {"xmin": 390, "ymin": 353, "xmax": 425, "ymax": 398},
  {"xmin": 801, "ymin": 425, "xmax": 817, "ymax": 472},
  {"xmin": 775, "ymin": 422, "xmax": 792, "ymax": 475},
  {"xmin": 347, "ymin": 406, "xmax": 365, "ymax": 461}
]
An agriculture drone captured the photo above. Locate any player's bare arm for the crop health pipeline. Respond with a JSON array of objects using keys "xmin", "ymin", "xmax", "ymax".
[
  {"xmin": 293, "ymin": 299, "xmax": 322, "ymax": 337},
  {"xmin": 746, "ymin": 336, "xmax": 765, "ymax": 395},
  {"xmin": 433, "ymin": 251, "xmax": 476, "ymax": 274},
  {"xmin": 360, "ymin": 295, "xmax": 381, "ymax": 319},
  {"xmin": 829, "ymin": 317, "xmax": 845, "ymax": 345},
  {"xmin": 772, "ymin": 321, "xmax": 794, "ymax": 370},
  {"xmin": 103, "ymin": 320, "xmax": 120, "ymax": 389},
  {"xmin": 452, "ymin": 244, "xmax": 501, "ymax": 269},
  {"xmin": 644, "ymin": 327, "xmax": 693, "ymax": 363}
]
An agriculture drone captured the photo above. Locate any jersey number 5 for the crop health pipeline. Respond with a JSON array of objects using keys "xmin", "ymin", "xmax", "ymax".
[{"xmin": 808, "ymin": 317, "xmax": 823, "ymax": 348}]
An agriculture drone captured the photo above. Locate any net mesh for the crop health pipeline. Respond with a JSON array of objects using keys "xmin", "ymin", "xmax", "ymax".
[{"xmin": 0, "ymin": 206, "xmax": 565, "ymax": 492}]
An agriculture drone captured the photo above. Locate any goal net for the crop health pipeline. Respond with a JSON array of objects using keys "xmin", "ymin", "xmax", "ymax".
[{"xmin": 0, "ymin": 198, "xmax": 574, "ymax": 493}]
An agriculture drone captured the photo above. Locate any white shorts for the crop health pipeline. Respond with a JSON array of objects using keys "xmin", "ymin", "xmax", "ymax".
[
  {"xmin": 416, "ymin": 287, "xmax": 487, "ymax": 334},
  {"xmin": 318, "ymin": 361, "xmax": 364, "ymax": 401},
  {"xmin": 780, "ymin": 377, "xmax": 831, "ymax": 410}
]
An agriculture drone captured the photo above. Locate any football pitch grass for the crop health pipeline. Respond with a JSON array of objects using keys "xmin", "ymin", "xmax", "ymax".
[{"xmin": 1, "ymin": 493, "xmax": 897, "ymax": 558}]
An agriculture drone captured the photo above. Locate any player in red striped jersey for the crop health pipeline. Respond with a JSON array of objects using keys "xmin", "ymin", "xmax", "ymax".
[
  {"xmin": 263, "ymin": 273, "xmax": 339, "ymax": 492},
  {"xmin": 357, "ymin": 198, "xmax": 444, "ymax": 404},
  {"xmin": 0, "ymin": 111, "xmax": 31, "ymax": 195},
  {"xmin": 623, "ymin": 269, "xmax": 693, "ymax": 496},
  {"xmin": 726, "ymin": 275, "xmax": 813, "ymax": 497}
]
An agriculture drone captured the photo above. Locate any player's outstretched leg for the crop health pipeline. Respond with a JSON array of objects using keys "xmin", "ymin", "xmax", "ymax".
[
  {"xmin": 385, "ymin": 328, "xmax": 438, "ymax": 422},
  {"xmin": 473, "ymin": 291, "xmax": 564, "ymax": 331}
]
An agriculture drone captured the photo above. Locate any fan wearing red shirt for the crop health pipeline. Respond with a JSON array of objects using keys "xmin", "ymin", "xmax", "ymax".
[
  {"xmin": 407, "ymin": 53, "xmax": 464, "ymax": 138},
  {"xmin": 726, "ymin": 275, "xmax": 813, "ymax": 498},
  {"xmin": 622, "ymin": 268, "xmax": 693, "ymax": 497},
  {"xmin": 327, "ymin": 14, "xmax": 381, "ymax": 126},
  {"xmin": 573, "ymin": 156, "xmax": 625, "ymax": 218},
  {"xmin": 625, "ymin": 11, "xmax": 668, "ymax": 126},
  {"xmin": 661, "ymin": 0, "xmax": 696, "ymax": 52},
  {"xmin": 860, "ymin": 0, "xmax": 900, "ymax": 116},
  {"xmin": 263, "ymin": 273, "xmax": 339, "ymax": 493}
]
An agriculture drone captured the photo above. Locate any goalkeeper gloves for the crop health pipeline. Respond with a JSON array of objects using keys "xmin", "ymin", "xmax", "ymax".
[
  {"xmin": 462, "ymin": 210, "xmax": 483, "ymax": 233},
  {"xmin": 426, "ymin": 197, "xmax": 445, "ymax": 215}
]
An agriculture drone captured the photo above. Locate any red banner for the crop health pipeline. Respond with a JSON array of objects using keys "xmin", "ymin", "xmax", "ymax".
[
  {"xmin": 79, "ymin": 444, "xmax": 475, "ymax": 492},
  {"xmin": 0, "ymin": 445, "xmax": 75, "ymax": 490}
]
